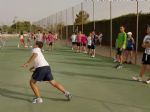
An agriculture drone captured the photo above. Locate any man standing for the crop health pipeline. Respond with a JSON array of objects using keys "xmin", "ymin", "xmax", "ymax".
[{"xmin": 115, "ymin": 26, "xmax": 127, "ymax": 69}]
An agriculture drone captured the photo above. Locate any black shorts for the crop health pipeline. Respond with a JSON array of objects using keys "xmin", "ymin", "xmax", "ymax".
[
  {"xmin": 126, "ymin": 47, "xmax": 133, "ymax": 51},
  {"xmin": 49, "ymin": 42, "xmax": 53, "ymax": 46},
  {"xmin": 142, "ymin": 53, "xmax": 150, "ymax": 65},
  {"xmin": 72, "ymin": 42, "xmax": 76, "ymax": 45},
  {"xmin": 83, "ymin": 43, "xmax": 86, "ymax": 46},
  {"xmin": 91, "ymin": 45, "xmax": 96, "ymax": 49},
  {"xmin": 87, "ymin": 45, "xmax": 91, "ymax": 49},
  {"xmin": 32, "ymin": 66, "xmax": 54, "ymax": 81},
  {"xmin": 117, "ymin": 48, "xmax": 124, "ymax": 55},
  {"xmin": 77, "ymin": 42, "xmax": 81, "ymax": 46}
]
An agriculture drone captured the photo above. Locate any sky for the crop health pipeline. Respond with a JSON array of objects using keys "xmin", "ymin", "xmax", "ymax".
[
  {"xmin": 0, "ymin": 0, "xmax": 150, "ymax": 25},
  {"xmin": 0, "ymin": 0, "xmax": 83, "ymax": 25}
]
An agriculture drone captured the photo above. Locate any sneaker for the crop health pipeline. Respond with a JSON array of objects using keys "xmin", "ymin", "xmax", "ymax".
[
  {"xmin": 113, "ymin": 59, "xmax": 118, "ymax": 63},
  {"xmin": 115, "ymin": 64, "xmax": 123, "ymax": 69},
  {"xmin": 17, "ymin": 44, "xmax": 20, "ymax": 48},
  {"xmin": 91, "ymin": 55, "xmax": 95, "ymax": 58},
  {"xmin": 128, "ymin": 61, "xmax": 132, "ymax": 64},
  {"xmin": 132, "ymin": 76, "xmax": 143, "ymax": 82},
  {"xmin": 83, "ymin": 51, "xmax": 87, "ymax": 54},
  {"xmin": 76, "ymin": 50, "xmax": 79, "ymax": 53},
  {"xmin": 32, "ymin": 97, "xmax": 43, "ymax": 104},
  {"xmin": 65, "ymin": 91, "xmax": 72, "ymax": 101},
  {"xmin": 123, "ymin": 61, "xmax": 128, "ymax": 64},
  {"xmin": 145, "ymin": 80, "xmax": 150, "ymax": 84}
]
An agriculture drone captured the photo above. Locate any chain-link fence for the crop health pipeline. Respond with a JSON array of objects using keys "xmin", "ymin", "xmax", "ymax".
[{"xmin": 34, "ymin": 0, "xmax": 150, "ymax": 65}]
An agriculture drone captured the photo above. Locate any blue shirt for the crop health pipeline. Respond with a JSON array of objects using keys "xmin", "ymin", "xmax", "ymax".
[{"xmin": 127, "ymin": 38, "xmax": 134, "ymax": 48}]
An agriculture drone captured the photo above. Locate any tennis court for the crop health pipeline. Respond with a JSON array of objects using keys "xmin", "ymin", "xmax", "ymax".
[{"xmin": 0, "ymin": 38, "xmax": 150, "ymax": 112}]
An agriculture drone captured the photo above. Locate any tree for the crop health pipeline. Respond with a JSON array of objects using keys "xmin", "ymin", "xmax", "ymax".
[
  {"xmin": 10, "ymin": 21, "xmax": 31, "ymax": 33},
  {"xmin": 74, "ymin": 10, "xmax": 90, "ymax": 25},
  {"xmin": 2, "ymin": 25, "xmax": 9, "ymax": 32}
]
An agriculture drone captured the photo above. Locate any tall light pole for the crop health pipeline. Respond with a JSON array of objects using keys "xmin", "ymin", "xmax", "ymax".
[
  {"xmin": 61, "ymin": 11, "xmax": 63, "ymax": 40},
  {"xmin": 13, "ymin": 16, "xmax": 18, "ymax": 33},
  {"xmin": 66, "ymin": 9, "xmax": 68, "ymax": 42},
  {"xmin": 92, "ymin": 0, "xmax": 95, "ymax": 31},
  {"xmin": 72, "ymin": 7, "xmax": 75, "ymax": 32},
  {"xmin": 56, "ymin": 13, "xmax": 58, "ymax": 33},
  {"xmin": 135, "ymin": 0, "xmax": 139, "ymax": 64},
  {"xmin": 110, "ymin": 0, "xmax": 112, "ymax": 57},
  {"xmin": 81, "ymin": 2, "xmax": 84, "ymax": 33}
]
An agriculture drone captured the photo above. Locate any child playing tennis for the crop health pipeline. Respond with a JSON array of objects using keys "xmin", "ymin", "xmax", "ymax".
[
  {"xmin": 22, "ymin": 41, "xmax": 71, "ymax": 103},
  {"xmin": 18, "ymin": 32, "xmax": 26, "ymax": 48}
]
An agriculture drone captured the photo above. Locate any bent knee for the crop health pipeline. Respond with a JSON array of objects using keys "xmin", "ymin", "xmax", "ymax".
[{"xmin": 30, "ymin": 80, "xmax": 36, "ymax": 85}]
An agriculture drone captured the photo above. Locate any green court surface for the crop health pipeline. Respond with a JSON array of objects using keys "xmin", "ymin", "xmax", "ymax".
[{"xmin": 0, "ymin": 39, "xmax": 150, "ymax": 112}]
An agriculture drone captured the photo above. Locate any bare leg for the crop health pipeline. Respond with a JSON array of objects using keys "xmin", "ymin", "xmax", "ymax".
[
  {"xmin": 120, "ymin": 55, "xmax": 123, "ymax": 64},
  {"xmin": 124, "ymin": 51, "xmax": 128, "ymax": 62},
  {"xmin": 49, "ymin": 80, "xmax": 66, "ymax": 94},
  {"xmin": 129, "ymin": 51, "xmax": 133, "ymax": 63},
  {"xmin": 139, "ymin": 64, "xmax": 147, "ymax": 78},
  {"xmin": 93, "ymin": 49, "xmax": 95, "ymax": 56},
  {"xmin": 30, "ymin": 80, "xmax": 41, "ymax": 97}
]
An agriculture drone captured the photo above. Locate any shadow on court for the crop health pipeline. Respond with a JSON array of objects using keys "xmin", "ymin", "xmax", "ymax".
[
  {"xmin": 67, "ymin": 57, "xmax": 112, "ymax": 63},
  {"xmin": 0, "ymin": 87, "xmax": 68, "ymax": 102},
  {"xmin": 55, "ymin": 71, "xmax": 134, "ymax": 82},
  {"xmin": 52, "ymin": 61, "xmax": 113, "ymax": 68}
]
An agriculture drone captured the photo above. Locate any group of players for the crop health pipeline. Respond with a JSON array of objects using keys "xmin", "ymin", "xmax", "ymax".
[
  {"xmin": 18, "ymin": 30, "xmax": 57, "ymax": 51},
  {"xmin": 70, "ymin": 31, "xmax": 103, "ymax": 58},
  {"xmin": 2, "ymin": 25, "xmax": 150, "ymax": 104},
  {"xmin": 70, "ymin": 25, "xmax": 150, "ymax": 84}
]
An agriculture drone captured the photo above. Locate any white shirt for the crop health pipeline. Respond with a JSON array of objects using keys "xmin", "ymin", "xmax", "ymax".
[
  {"xmin": 143, "ymin": 35, "xmax": 150, "ymax": 54},
  {"xmin": 87, "ymin": 36, "xmax": 92, "ymax": 45},
  {"xmin": 71, "ymin": 34, "xmax": 76, "ymax": 42},
  {"xmin": 20, "ymin": 35, "xmax": 24, "ymax": 39},
  {"xmin": 97, "ymin": 34, "xmax": 103, "ymax": 39},
  {"xmin": 36, "ymin": 33, "xmax": 43, "ymax": 42},
  {"xmin": 32, "ymin": 48, "xmax": 49, "ymax": 68}
]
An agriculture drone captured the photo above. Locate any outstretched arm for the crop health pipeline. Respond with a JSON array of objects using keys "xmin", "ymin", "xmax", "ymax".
[{"xmin": 22, "ymin": 53, "xmax": 37, "ymax": 67}]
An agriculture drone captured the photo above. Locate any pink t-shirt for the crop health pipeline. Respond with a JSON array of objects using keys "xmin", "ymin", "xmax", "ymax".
[
  {"xmin": 81, "ymin": 35, "xmax": 87, "ymax": 44},
  {"xmin": 47, "ymin": 34, "xmax": 54, "ymax": 42},
  {"xmin": 76, "ymin": 34, "xmax": 82, "ymax": 43}
]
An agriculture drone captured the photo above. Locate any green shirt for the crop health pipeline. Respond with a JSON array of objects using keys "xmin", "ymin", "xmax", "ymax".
[{"xmin": 116, "ymin": 32, "xmax": 127, "ymax": 49}]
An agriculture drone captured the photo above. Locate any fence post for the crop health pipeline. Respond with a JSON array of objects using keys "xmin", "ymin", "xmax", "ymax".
[
  {"xmin": 66, "ymin": 9, "xmax": 68, "ymax": 44},
  {"xmin": 72, "ymin": 7, "xmax": 75, "ymax": 32},
  {"xmin": 110, "ymin": 1, "xmax": 112, "ymax": 57},
  {"xmin": 81, "ymin": 2, "xmax": 84, "ymax": 33},
  {"xmin": 135, "ymin": 0, "xmax": 139, "ymax": 65},
  {"xmin": 92, "ymin": 0, "xmax": 95, "ymax": 31}
]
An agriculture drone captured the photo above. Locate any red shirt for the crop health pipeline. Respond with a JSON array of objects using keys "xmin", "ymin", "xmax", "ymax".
[
  {"xmin": 81, "ymin": 35, "xmax": 87, "ymax": 44},
  {"xmin": 76, "ymin": 34, "xmax": 83, "ymax": 43},
  {"xmin": 47, "ymin": 34, "xmax": 54, "ymax": 42}
]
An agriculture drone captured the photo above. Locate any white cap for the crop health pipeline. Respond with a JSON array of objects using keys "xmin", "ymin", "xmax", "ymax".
[{"xmin": 127, "ymin": 32, "xmax": 132, "ymax": 35}]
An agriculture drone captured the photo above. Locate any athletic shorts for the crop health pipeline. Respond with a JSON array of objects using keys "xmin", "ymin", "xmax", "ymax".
[
  {"xmin": 117, "ymin": 48, "xmax": 124, "ymax": 55},
  {"xmin": 82, "ymin": 43, "xmax": 86, "ymax": 46},
  {"xmin": 126, "ymin": 47, "xmax": 133, "ymax": 51},
  {"xmin": 32, "ymin": 66, "xmax": 54, "ymax": 81},
  {"xmin": 20, "ymin": 39, "xmax": 24, "ymax": 43},
  {"xmin": 72, "ymin": 42, "xmax": 76, "ymax": 45},
  {"xmin": 49, "ymin": 42, "xmax": 53, "ymax": 46},
  {"xmin": 77, "ymin": 42, "xmax": 81, "ymax": 46},
  {"xmin": 91, "ymin": 45, "xmax": 96, "ymax": 49},
  {"xmin": 87, "ymin": 45, "xmax": 91, "ymax": 49},
  {"xmin": 142, "ymin": 53, "xmax": 150, "ymax": 65}
]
